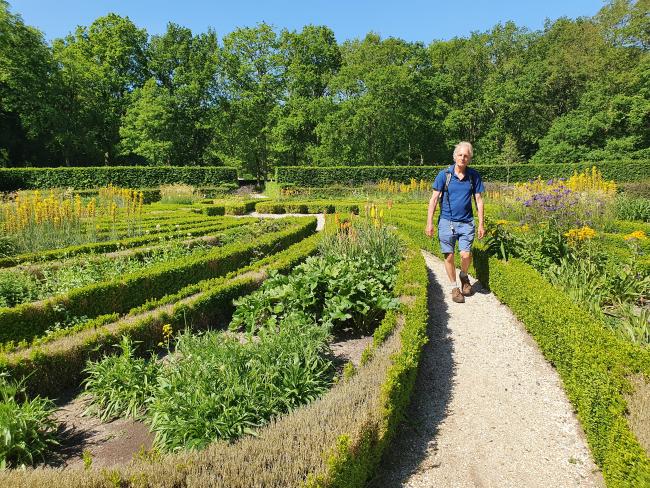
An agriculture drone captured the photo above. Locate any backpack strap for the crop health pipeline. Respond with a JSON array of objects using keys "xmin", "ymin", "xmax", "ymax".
[{"xmin": 442, "ymin": 165, "xmax": 478, "ymax": 211}]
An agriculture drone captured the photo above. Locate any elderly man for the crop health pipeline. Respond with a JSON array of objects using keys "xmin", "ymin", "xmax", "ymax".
[{"xmin": 425, "ymin": 141, "xmax": 485, "ymax": 303}]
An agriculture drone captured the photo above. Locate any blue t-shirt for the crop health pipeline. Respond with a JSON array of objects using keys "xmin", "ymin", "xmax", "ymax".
[{"xmin": 432, "ymin": 166, "xmax": 485, "ymax": 223}]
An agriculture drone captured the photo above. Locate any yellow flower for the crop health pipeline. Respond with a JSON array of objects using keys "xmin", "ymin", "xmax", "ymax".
[
  {"xmin": 494, "ymin": 220, "xmax": 508, "ymax": 226},
  {"xmin": 162, "ymin": 323, "xmax": 173, "ymax": 340},
  {"xmin": 565, "ymin": 225, "xmax": 597, "ymax": 242},
  {"xmin": 624, "ymin": 230, "xmax": 647, "ymax": 241}
]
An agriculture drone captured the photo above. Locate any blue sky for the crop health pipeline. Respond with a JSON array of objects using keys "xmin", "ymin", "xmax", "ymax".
[{"xmin": 12, "ymin": 0, "xmax": 608, "ymax": 44}]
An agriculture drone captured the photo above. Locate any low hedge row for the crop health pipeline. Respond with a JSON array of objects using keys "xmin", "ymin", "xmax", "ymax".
[
  {"xmin": 0, "ymin": 221, "xmax": 431, "ymax": 487},
  {"xmin": 0, "ymin": 233, "xmax": 323, "ymax": 399},
  {"xmin": 202, "ymin": 201, "xmax": 259, "ymax": 216},
  {"xmin": 276, "ymin": 161, "xmax": 650, "ymax": 186},
  {"xmin": 0, "ymin": 166, "xmax": 238, "ymax": 191},
  {"xmin": 392, "ymin": 217, "xmax": 650, "ymax": 485},
  {"xmin": 0, "ymin": 218, "xmax": 317, "ymax": 345},
  {"xmin": 255, "ymin": 200, "xmax": 360, "ymax": 214},
  {"xmin": 0, "ymin": 218, "xmax": 252, "ymax": 268},
  {"xmin": 307, "ymin": 235, "xmax": 429, "ymax": 486}
]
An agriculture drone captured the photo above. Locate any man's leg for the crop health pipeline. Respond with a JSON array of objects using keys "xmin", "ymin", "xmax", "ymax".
[
  {"xmin": 438, "ymin": 219, "xmax": 464, "ymax": 303},
  {"xmin": 458, "ymin": 222, "xmax": 475, "ymax": 296},
  {"xmin": 444, "ymin": 252, "xmax": 457, "ymax": 284},
  {"xmin": 460, "ymin": 251, "xmax": 472, "ymax": 274}
]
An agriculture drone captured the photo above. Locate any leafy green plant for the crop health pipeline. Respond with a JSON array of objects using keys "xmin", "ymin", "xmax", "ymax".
[
  {"xmin": 82, "ymin": 336, "xmax": 160, "ymax": 421},
  {"xmin": 147, "ymin": 312, "xmax": 333, "ymax": 451},
  {"xmin": 231, "ymin": 218, "xmax": 402, "ymax": 335},
  {"xmin": 615, "ymin": 194, "xmax": 650, "ymax": 222},
  {"xmin": 0, "ymin": 269, "xmax": 39, "ymax": 308},
  {"xmin": 0, "ymin": 374, "xmax": 58, "ymax": 469}
]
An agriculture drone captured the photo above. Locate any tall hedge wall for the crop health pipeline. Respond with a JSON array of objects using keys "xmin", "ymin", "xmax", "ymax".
[
  {"xmin": 276, "ymin": 160, "xmax": 650, "ymax": 186},
  {"xmin": 0, "ymin": 166, "xmax": 238, "ymax": 190}
]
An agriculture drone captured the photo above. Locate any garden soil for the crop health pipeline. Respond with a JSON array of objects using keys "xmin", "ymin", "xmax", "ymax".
[{"xmin": 370, "ymin": 250, "xmax": 604, "ymax": 488}]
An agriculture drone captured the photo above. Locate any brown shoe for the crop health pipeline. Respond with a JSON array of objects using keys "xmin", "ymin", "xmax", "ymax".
[
  {"xmin": 460, "ymin": 274, "xmax": 472, "ymax": 296},
  {"xmin": 451, "ymin": 287, "xmax": 465, "ymax": 303}
]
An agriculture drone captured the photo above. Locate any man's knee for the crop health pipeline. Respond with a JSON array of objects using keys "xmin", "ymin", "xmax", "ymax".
[
  {"xmin": 460, "ymin": 251, "xmax": 471, "ymax": 259},
  {"xmin": 444, "ymin": 252, "xmax": 455, "ymax": 262}
]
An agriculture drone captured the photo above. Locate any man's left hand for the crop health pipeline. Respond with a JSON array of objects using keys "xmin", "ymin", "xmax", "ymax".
[{"xmin": 478, "ymin": 224, "xmax": 485, "ymax": 239}]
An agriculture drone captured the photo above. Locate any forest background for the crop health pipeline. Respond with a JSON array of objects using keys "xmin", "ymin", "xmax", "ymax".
[{"xmin": 1, "ymin": 0, "xmax": 648, "ymax": 180}]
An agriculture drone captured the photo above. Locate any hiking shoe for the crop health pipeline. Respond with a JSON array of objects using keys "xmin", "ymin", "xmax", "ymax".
[
  {"xmin": 451, "ymin": 287, "xmax": 465, "ymax": 303},
  {"xmin": 460, "ymin": 274, "xmax": 472, "ymax": 296}
]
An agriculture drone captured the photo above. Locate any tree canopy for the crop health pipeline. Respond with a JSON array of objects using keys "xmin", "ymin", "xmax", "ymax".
[{"xmin": 0, "ymin": 0, "xmax": 648, "ymax": 177}]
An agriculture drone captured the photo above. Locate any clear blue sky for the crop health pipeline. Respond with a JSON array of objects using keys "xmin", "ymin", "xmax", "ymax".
[{"xmin": 12, "ymin": 0, "xmax": 608, "ymax": 44}]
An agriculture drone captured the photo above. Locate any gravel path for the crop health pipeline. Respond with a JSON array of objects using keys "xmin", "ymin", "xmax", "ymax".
[{"xmin": 370, "ymin": 250, "xmax": 603, "ymax": 488}]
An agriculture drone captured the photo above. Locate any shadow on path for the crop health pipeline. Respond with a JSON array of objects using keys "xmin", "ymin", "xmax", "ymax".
[{"xmin": 368, "ymin": 261, "xmax": 454, "ymax": 487}]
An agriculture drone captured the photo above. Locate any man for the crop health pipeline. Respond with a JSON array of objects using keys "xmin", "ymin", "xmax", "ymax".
[{"xmin": 425, "ymin": 141, "xmax": 485, "ymax": 303}]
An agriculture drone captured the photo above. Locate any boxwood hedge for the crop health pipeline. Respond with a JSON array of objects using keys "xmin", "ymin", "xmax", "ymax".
[
  {"xmin": 276, "ymin": 161, "xmax": 650, "ymax": 186},
  {"xmin": 0, "ymin": 166, "xmax": 238, "ymax": 191}
]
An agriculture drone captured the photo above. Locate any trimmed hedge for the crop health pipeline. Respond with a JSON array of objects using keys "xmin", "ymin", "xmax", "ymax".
[
  {"xmin": 0, "ymin": 218, "xmax": 253, "ymax": 268},
  {"xmin": 306, "ymin": 235, "xmax": 429, "ymax": 486},
  {"xmin": 255, "ymin": 200, "xmax": 359, "ymax": 215},
  {"xmin": 0, "ymin": 218, "xmax": 317, "ymax": 345},
  {"xmin": 391, "ymin": 216, "xmax": 650, "ymax": 486},
  {"xmin": 0, "ymin": 166, "xmax": 238, "ymax": 191},
  {"xmin": 276, "ymin": 161, "xmax": 650, "ymax": 186},
  {"xmin": 1, "ymin": 233, "xmax": 323, "ymax": 399},
  {"xmin": 202, "ymin": 200, "xmax": 259, "ymax": 216}
]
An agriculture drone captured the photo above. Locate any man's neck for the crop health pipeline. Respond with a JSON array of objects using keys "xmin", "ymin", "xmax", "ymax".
[{"xmin": 454, "ymin": 164, "xmax": 467, "ymax": 178}]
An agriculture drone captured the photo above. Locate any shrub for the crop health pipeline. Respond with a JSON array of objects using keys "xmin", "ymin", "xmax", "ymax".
[
  {"xmin": 276, "ymin": 161, "xmax": 650, "ymax": 186},
  {"xmin": 615, "ymin": 194, "xmax": 650, "ymax": 222},
  {"xmin": 158, "ymin": 184, "xmax": 202, "ymax": 205},
  {"xmin": 0, "ymin": 167, "xmax": 237, "ymax": 191}
]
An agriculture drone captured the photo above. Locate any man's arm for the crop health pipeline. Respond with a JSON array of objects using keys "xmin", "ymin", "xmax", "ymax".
[
  {"xmin": 425, "ymin": 190, "xmax": 441, "ymax": 237},
  {"xmin": 475, "ymin": 192, "xmax": 485, "ymax": 239}
]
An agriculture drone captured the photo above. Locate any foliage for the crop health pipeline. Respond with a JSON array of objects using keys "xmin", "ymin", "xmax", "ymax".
[
  {"xmin": 0, "ymin": 186, "xmax": 144, "ymax": 254},
  {"xmin": 231, "ymin": 218, "xmax": 402, "ymax": 335},
  {"xmin": 496, "ymin": 168, "xmax": 618, "ymax": 231},
  {"xmin": 147, "ymin": 312, "xmax": 333, "ymax": 451},
  {"xmin": 276, "ymin": 161, "xmax": 650, "ymax": 187},
  {"xmin": 0, "ymin": 374, "xmax": 58, "ymax": 469},
  {"xmin": 82, "ymin": 336, "xmax": 160, "ymax": 421},
  {"xmin": 2, "ymin": 0, "xmax": 649, "ymax": 170},
  {"xmin": 615, "ymin": 194, "xmax": 650, "ymax": 222},
  {"xmin": 0, "ymin": 166, "xmax": 237, "ymax": 191}
]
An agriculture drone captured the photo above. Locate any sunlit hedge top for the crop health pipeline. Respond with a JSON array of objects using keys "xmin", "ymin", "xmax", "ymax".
[
  {"xmin": 0, "ymin": 166, "xmax": 238, "ymax": 191},
  {"xmin": 276, "ymin": 160, "xmax": 650, "ymax": 186}
]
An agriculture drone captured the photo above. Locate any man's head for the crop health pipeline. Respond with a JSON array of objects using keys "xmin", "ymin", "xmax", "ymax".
[{"xmin": 453, "ymin": 141, "xmax": 473, "ymax": 168}]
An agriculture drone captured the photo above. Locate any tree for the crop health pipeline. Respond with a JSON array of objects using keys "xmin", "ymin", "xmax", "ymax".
[
  {"xmin": 213, "ymin": 23, "xmax": 284, "ymax": 180},
  {"xmin": 53, "ymin": 13, "xmax": 148, "ymax": 164},
  {"xmin": 270, "ymin": 25, "xmax": 341, "ymax": 166},
  {"xmin": 0, "ymin": 1, "xmax": 57, "ymax": 165}
]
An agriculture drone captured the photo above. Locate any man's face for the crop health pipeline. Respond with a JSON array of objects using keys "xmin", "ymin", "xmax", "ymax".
[{"xmin": 454, "ymin": 147, "xmax": 471, "ymax": 167}]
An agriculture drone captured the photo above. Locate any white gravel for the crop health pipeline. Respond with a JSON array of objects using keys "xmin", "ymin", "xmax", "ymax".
[{"xmin": 370, "ymin": 250, "xmax": 604, "ymax": 488}]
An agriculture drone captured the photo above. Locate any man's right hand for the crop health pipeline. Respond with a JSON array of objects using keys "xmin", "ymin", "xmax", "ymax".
[{"xmin": 425, "ymin": 224, "xmax": 434, "ymax": 237}]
